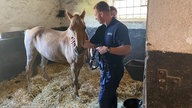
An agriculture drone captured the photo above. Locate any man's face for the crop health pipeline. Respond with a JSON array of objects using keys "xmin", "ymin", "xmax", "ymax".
[{"xmin": 94, "ymin": 9, "xmax": 104, "ymax": 24}]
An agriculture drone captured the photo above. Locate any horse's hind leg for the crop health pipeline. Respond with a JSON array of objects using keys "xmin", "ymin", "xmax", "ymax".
[
  {"xmin": 25, "ymin": 47, "xmax": 37, "ymax": 92},
  {"xmin": 40, "ymin": 56, "xmax": 51, "ymax": 81}
]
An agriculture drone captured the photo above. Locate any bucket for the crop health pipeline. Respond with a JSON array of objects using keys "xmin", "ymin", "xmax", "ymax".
[
  {"xmin": 124, "ymin": 59, "xmax": 144, "ymax": 81},
  {"xmin": 123, "ymin": 98, "xmax": 142, "ymax": 108}
]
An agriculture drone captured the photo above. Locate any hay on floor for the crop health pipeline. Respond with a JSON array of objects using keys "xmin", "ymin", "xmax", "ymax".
[{"xmin": 0, "ymin": 63, "xmax": 143, "ymax": 108}]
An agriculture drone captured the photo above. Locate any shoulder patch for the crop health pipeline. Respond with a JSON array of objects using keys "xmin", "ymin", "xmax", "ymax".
[{"xmin": 107, "ymin": 32, "xmax": 112, "ymax": 36}]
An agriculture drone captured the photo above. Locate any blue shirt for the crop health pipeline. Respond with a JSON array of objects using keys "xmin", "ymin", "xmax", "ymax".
[{"xmin": 90, "ymin": 18, "xmax": 131, "ymax": 64}]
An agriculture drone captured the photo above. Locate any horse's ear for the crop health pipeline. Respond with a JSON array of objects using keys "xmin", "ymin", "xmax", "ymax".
[
  {"xmin": 80, "ymin": 10, "xmax": 86, "ymax": 19},
  {"xmin": 67, "ymin": 11, "xmax": 73, "ymax": 19}
]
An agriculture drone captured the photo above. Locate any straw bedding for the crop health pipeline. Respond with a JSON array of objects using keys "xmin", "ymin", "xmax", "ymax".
[{"xmin": 0, "ymin": 63, "xmax": 142, "ymax": 108}]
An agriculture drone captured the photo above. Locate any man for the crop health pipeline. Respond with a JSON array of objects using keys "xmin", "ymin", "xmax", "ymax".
[
  {"xmin": 88, "ymin": 5, "xmax": 118, "ymax": 70},
  {"xmin": 83, "ymin": 1, "xmax": 131, "ymax": 108}
]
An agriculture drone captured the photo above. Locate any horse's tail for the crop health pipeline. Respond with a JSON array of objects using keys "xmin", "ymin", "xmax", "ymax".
[
  {"xmin": 24, "ymin": 29, "xmax": 30, "ymax": 39},
  {"xmin": 24, "ymin": 29, "xmax": 30, "ymax": 44},
  {"xmin": 24, "ymin": 28, "xmax": 38, "ymax": 42}
]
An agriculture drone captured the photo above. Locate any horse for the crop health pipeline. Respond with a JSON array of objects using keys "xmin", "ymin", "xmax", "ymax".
[{"xmin": 24, "ymin": 10, "xmax": 88, "ymax": 96}]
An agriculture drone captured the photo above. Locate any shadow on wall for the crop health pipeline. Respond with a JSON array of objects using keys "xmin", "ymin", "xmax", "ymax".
[
  {"xmin": 0, "ymin": 31, "xmax": 26, "ymax": 81},
  {"xmin": 124, "ymin": 29, "xmax": 146, "ymax": 63}
]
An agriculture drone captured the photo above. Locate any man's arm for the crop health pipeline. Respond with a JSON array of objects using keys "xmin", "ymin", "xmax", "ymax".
[
  {"xmin": 83, "ymin": 40, "xmax": 95, "ymax": 48},
  {"xmin": 109, "ymin": 45, "xmax": 131, "ymax": 56},
  {"xmin": 96, "ymin": 45, "xmax": 131, "ymax": 56}
]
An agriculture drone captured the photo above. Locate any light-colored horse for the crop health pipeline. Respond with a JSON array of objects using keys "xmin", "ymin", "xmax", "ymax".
[{"xmin": 24, "ymin": 10, "xmax": 88, "ymax": 96}]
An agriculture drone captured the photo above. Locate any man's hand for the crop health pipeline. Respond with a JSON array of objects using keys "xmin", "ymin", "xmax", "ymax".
[
  {"xmin": 96, "ymin": 46, "xmax": 108, "ymax": 54},
  {"xmin": 83, "ymin": 40, "xmax": 95, "ymax": 48},
  {"xmin": 96, "ymin": 45, "xmax": 131, "ymax": 56}
]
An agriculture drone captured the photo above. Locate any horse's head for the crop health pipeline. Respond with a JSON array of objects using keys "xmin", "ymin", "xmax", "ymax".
[{"xmin": 67, "ymin": 10, "xmax": 88, "ymax": 54}]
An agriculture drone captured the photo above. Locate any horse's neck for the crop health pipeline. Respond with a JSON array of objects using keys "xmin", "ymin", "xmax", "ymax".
[
  {"xmin": 66, "ymin": 29, "xmax": 86, "ymax": 56},
  {"xmin": 67, "ymin": 28, "xmax": 76, "ymax": 37},
  {"xmin": 67, "ymin": 28, "xmax": 78, "ymax": 47}
]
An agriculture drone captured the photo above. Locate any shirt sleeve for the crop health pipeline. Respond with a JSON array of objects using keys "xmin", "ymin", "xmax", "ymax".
[
  {"xmin": 90, "ymin": 29, "xmax": 99, "ymax": 44},
  {"xmin": 115, "ymin": 24, "xmax": 131, "ymax": 46},
  {"xmin": 90, "ymin": 25, "xmax": 105, "ymax": 45}
]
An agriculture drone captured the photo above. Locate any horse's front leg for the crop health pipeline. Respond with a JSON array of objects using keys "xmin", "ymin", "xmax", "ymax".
[{"xmin": 70, "ymin": 62, "xmax": 80, "ymax": 96}]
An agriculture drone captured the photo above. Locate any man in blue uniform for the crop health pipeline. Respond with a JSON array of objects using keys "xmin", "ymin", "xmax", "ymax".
[{"xmin": 83, "ymin": 1, "xmax": 131, "ymax": 108}]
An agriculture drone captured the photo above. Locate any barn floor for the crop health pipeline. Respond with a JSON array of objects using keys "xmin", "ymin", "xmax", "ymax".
[{"xmin": 0, "ymin": 63, "xmax": 142, "ymax": 108}]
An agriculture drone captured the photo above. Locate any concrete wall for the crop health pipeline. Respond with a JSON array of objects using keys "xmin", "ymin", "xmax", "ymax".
[
  {"xmin": 59, "ymin": 0, "xmax": 106, "ymax": 28},
  {"xmin": 145, "ymin": 0, "xmax": 192, "ymax": 107},
  {"xmin": 0, "ymin": 0, "xmax": 144, "ymax": 32},
  {"xmin": 0, "ymin": 0, "xmax": 110, "ymax": 33},
  {"xmin": 0, "ymin": 0, "xmax": 61, "ymax": 32},
  {"xmin": 147, "ymin": 0, "xmax": 192, "ymax": 54}
]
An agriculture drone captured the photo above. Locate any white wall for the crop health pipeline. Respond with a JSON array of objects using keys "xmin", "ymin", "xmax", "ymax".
[
  {"xmin": 0, "ymin": 0, "xmax": 114, "ymax": 33},
  {"xmin": 147, "ymin": 0, "xmax": 192, "ymax": 54},
  {"xmin": 0, "ymin": 0, "xmax": 61, "ymax": 32},
  {"xmin": 60, "ymin": 0, "xmax": 107, "ymax": 28}
]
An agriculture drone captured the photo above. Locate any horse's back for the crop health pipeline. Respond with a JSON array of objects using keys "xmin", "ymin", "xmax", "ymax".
[
  {"xmin": 25, "ymin": 26, "xmax": 63, "ymax": 39},
  {"xmin": 24, "ymin": 26, "xmax": 67, "ymax": 47},
  {"xmin": 24, "ymin": 26, "xmax": 72, "ymax": 63}
]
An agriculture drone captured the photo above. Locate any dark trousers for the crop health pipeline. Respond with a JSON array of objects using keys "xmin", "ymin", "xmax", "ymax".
[{"xmin": 98, "ymin": 61, "xmax": 124, "ymax": 108}]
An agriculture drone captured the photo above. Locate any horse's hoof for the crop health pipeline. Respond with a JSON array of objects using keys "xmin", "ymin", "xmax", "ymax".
[
  {"xmin": 73, "ymin": 89, "xmax": 79, "ymax": 97},
  {"xmin": 71, "ymin": 93, "xmax": 80, "ymax": 100},
  {"xmin": 75, "ymin": 93, "xmax": 79, "ymax": 97},
  {"xmin": 47, "ymin": 77, "xmax": 52, "ymax": 81},
  {"xmin": 60, "ymin": 85, "xmax": 67, "ymax": 91},
  {"xmin": 27, "ymin": 87, "xmax": 31, "ymax": 94},
  {"xmin": 44, "ymin": 76, "xmax": 52, "ymax": 81},
  {"xmin": 78, "ymin": 83, "xmax": 81, "ymax": 90},
  {"xmin": 72, "ymin": 92, "xmax": 79, "ymax": 99}
]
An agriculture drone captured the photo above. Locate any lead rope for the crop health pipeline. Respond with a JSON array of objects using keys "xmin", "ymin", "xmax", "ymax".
[{"xmin": 89, "ymin": 48, "xmax": 99, "ymax": 70}]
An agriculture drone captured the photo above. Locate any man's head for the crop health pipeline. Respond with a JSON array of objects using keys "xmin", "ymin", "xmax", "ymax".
[
  {"xmin": 93, "ymin": 1, "xmax": 110, "ymax": 24},
  {"xmin": 110, "ymin": 6, "xmax": 117, "ymax": 18}
]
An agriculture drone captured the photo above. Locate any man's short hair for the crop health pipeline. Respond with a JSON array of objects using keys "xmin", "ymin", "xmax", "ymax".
[{"xmin": 94, "ymin": 1, "xmax": 110, "ymax": 12}]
